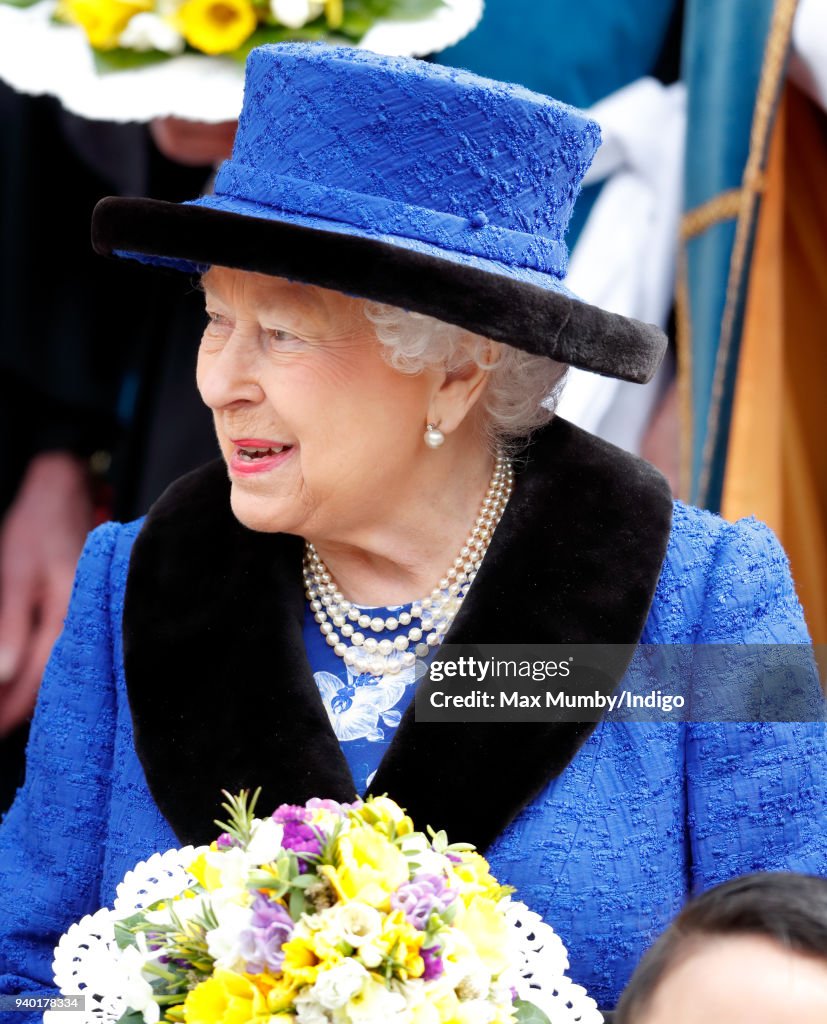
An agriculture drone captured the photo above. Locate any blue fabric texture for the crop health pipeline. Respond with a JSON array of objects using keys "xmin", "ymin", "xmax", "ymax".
[
  {"xmin": 116, "ymin": 43, "xmax": 599, "ymax": 296},
  {"xmin": 2, "ymin": 504, "xmax": 827, "ymax": 1016}
]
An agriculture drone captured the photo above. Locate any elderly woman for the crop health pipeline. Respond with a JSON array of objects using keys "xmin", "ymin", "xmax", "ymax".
[{"xmin": 1, "ymin": 44, "xmax": 826, "ymax": 1015}]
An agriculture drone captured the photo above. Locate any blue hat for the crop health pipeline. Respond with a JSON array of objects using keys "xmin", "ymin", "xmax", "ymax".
[{"xmin": 93, "ymin": 44, "xmax": 665, "ymax": 383}]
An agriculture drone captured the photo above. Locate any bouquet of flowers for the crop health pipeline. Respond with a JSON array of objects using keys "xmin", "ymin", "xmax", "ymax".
[
  {"xmin": 49, "ymin": 792, "xmax": 602, "ymax": 1024},
  {"xmin": 0, "ymin": 0, "xmax": 481, "ymax": 122},
  {"xmin": 49, "ymin": 0, "xmax": 448, "ymax": 63}
]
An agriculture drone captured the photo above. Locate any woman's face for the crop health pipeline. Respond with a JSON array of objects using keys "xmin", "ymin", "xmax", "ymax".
[
  {"xmin": 638, "ymin": 934, "xmax": 827, "ymax": 1024},
  {"xmin": 197, "ymin": 267, "xmax": 442, "ymax": 540}
]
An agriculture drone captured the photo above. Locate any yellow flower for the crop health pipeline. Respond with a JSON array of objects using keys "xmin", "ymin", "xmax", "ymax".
[
  {"xmin": 420, "ymin": 979, "xmax": 460, "ymax": 1024},
  {"xmin": 58, "ymin": 0, "xmax": 151, "ymax": 49},
  {"xmin": 450, "ymin": 852, "xmax": 502, "ymax": 903},
  {"xmin": 183, "ymin": 970, "xmax": 270, "ymax": 1024},
  {"xmin": 377, "ymin": 909, "xmax": 424, "ymax": 978},
  {"xmin": 324, "ymin": 0, "xmax": 342, "ymax": 29},
  {"xmin": 320, "ymin": 828, "xmax": 409, "ymax": 910},
  {"xmin": 187, "ymin": 851, "xmax": 223, "ymax": 891},
  {"xmin": 281, "ymin": 932, "xmax": 324, "ymax": 987},
  {"xmin": 176, "ymin": 0, "xmax": 257, "ymax": 55},
  {"xmin": 455, "ymin": 896, "xmax": 511, "ymax": 976},
  {"xmin": 355, "ymin": 797, "xmax": 414, "ymax": 838},
  {"xmin": 251, "ymin": 974, "xmax": 297, "ymax": 1014}
]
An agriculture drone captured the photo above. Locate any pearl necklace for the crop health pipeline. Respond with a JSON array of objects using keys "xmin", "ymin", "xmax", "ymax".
[{"xmin": 303, "ymin": 452, "xmax": 514, "ymax": 677}]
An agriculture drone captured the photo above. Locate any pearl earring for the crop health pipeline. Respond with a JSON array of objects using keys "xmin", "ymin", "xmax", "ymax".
[{"xmin": 424, "ymin": 423, "xmax": 445, "ymax": 449}]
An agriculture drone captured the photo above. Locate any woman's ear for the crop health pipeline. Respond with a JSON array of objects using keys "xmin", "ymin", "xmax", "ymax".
[{"xmin": 428, "ymin": 342, "xmax": 497, "ymax": 436}]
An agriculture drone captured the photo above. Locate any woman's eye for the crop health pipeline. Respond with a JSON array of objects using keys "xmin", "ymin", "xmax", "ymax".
[
  {"xmin": 206, "ymin": 311, "xmax": 231, "ymax": 330},
  {"xmin": 267, "ymin": 329, "xmax": 306, "ymax": 350}
]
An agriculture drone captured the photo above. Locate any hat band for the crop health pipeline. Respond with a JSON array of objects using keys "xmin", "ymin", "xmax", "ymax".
[{"xmin": 212, "ymin": 162, "xmax": 568, "ymax": 277}]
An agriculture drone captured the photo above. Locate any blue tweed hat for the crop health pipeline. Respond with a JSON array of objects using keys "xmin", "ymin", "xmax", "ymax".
[{"xmin": 93, "ymin": 44, "xmax": 665, "ymax": 383}]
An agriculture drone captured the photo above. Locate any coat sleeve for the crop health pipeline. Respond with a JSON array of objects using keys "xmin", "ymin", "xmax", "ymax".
[
  {"xmin": 0, "ymin": 522, "xmax": 124, "ymax": 1021},
  {"xmin": 685, "ymin": 516, "xmax": 827, "ymax": 892}
]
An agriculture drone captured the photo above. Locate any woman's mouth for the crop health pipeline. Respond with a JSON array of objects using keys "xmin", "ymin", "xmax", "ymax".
[{"xmin": 230, "ymin": 440, "xmax": 294, "ymax": 475}]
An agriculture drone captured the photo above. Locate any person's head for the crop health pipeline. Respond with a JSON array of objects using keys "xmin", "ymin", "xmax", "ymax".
[
  {"xmin": 615, "ymin": 873, "xmax": 827, "ymax": 1024},
  {"xmin": 94, "ymin": 47, "xmax": 667, "ymax": 442},
  {"xmin": 196, "ymin": 265, "xmax": 565, "ymax": 542}
]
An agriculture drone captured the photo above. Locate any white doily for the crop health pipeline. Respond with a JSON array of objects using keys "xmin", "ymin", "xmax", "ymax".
[
  {"xmin": 113, "ymin": 845, "xmax": 202, "ymax": 916},
  {"xmin": 508, "ymin": 901, "xmax": 605, "ymax": 1024},
  {"xmin": 49, "ymin": 907, "xmax": 128, "ymax": 1023},
  {"xmin": 50, "ymin": 865, "xmax": 602, "ymax": 1024},
  {"xmin": 0, "ymin": 0, "xmax": 483, "ymax": 122}
]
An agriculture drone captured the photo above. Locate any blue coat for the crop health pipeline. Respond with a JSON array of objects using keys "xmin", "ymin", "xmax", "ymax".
[{"xmin": 1, "ymin": 424, "xmax": 826, "ymax": 1015}]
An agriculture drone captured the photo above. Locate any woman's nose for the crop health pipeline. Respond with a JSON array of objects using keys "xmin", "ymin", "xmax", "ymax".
[{"xmin": 197, "ymin": 328, "xmax": 264, "ymax": 410}]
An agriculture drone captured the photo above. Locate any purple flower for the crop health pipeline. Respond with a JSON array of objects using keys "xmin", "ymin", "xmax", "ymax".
[
  {"xmin": 306, "ymin": 797, "xmax": 360, "ymax": 816},
  {"xmin": 391, "ymin": 874, "xmax": 457, "ymax": 930},
  {"xmin": 272, "ymin": 804, "xmax": 322, "ymax": 871},
  {"xmin": 421, "ymin": 946, "xmax": 444, "ymax": 981},
  {"xmin": 216, "ymin": 833, "xmax": 236, "ymax": 850},
  {"xmin": 273, "ymin": 804, "xmax": 313, "ymax": 825},
  {"xmin": 239, "ymin": 893, "xmax": 294, "ymax": 974}
]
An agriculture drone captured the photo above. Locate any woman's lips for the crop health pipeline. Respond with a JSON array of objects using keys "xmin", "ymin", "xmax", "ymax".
[{"xmin": 229, "ymin": 439, "xmax": 295, "ymax": 476}]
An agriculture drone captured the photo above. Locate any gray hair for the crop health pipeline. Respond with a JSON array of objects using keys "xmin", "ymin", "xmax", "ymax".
[{"xmin": 363, "ymin": 302, "xmax": 567, "ymax": 456}]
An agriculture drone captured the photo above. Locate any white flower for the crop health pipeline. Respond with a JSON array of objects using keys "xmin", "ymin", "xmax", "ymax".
[
  {"xmin": 398, "ymin": 833, "xmax": 447, "ymax": 878},
  {"xmin": 118, "ymin": 12, "xmax": 185, "ymax": 53},
  {"xmin": 116, "ymin": 944, "xmax": 161, "ymax": 1024},
  {"xmin": 333, "ymin": 902, "xmax": 383, "ymax": 949},
  {"xmin": 201, "ymin": 847, "xmax": 253, "ymax": 903},
  {"xmin": 204, "ymin": 897, "xmax": 253, "ymax": 969},
  {"xmin": 246, "ymin": 817, "xmax": 285, "ymax": 864},
  {"xmin": 270, "ymin": 0, "xmax": 323, "ymax": 29},
  {"xmin": 339, "ymin": 976, "xmax": 408, "ymax": 1024},
  {"xmin": 295, "ymin": 989, "xmax": 332, "ymax": 1024},
  {"xmin": 312, "ymin": 960, "xmax": 369, "ymax": 1011}
]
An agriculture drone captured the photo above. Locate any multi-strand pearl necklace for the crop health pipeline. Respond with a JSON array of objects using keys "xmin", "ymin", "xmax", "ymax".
[{"xmin": 303, "ymin": 452, "xmax": 514, "ymax": 677}]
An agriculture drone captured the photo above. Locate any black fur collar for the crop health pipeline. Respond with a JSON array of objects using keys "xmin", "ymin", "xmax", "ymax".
[{"xmin": 123, "ymin": 419, "xmax": 673, "ymax": 849}]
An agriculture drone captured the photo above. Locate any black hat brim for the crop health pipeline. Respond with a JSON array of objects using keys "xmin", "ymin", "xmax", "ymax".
[{"xmin": 92, "ymin": 196, "xmax": 666, "ymax": 384}]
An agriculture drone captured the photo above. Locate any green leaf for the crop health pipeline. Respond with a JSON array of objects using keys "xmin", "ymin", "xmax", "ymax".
[
  {"xmin": 289, "ymin": 887, "xmax": 307, "ymax": 919},
  {"xmin": 292, "ymin": 873, "xmax": 321, "ymax": 889},
  {"xmin": 373, "ymin": 0, "xmax": 443, "ymax": 19},
  {"xmin": 92, "ymin": 48, "xmax": 169, "ymax": 73},
  {"xmin": 117, "ymin": 1012, "xmax": 146, "ymax": 1024},
  {"xmin": 513, "ymin": 999, "xmax": 552, "ymax": 1024},
  {"xmin": 344, "ymin": 0, "xmax": 443, "ymax": 21},
  {"xmin": 1, "ymin": 0, "xmax": 43, "ymax": 8},
  {"xmin": 338, "ymin": 10, "xmax": 375, "ymax": 37},
  {"xmin": 113, "ymin": 913, "xmax": 145, "ymax": 950},
  {"xmin": 440, "ymin": 901, "xmax": 458, "ymax": 925}
]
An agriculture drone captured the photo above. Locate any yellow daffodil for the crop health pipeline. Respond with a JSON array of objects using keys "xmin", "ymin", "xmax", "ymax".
[
  {"xmin": 58, "ymin": 0, "xmax": 152, "ymax": 50},
  {"xmin": 320, "ymin": 828, "xmax": 409, "ymax": 910},
  {"xmin": 182, "ymin": 969, "xmax": 269, "ymax": 1024},
  {"xmin": 176, "ymin": 0, "xmax": 257, "ymax": 55}
]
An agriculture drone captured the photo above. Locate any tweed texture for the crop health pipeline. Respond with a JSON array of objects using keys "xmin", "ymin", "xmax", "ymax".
[
  {"xmin": 1, "ymin": 504, "xmax": 826, "ymax": 1015},
  {"xmin": 140, "ymin": 44, "xmax": 600, "ymax": 279},
  {"xmin": 92, "ymin": 45, "xmax": 667, "ymax": 383}
]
